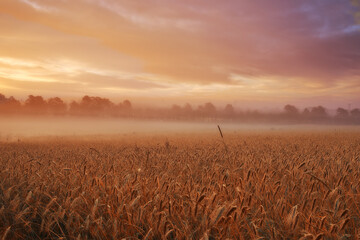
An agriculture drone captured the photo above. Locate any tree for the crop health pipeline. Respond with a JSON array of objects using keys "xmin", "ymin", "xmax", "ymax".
[
  {"xmin": 224, "ymin": 104, "xmax": 235, "ymax": 117},
  {"xmin": 302, "ymin": 108, "xmax": 310, "ymax": 116},
  {"xmin": 284, "ymin": 104, "xmax": 299, "ymax": 115},
  {"xmin": 310, "ymin": 106, "xmax": 327, "ymax": 119},
  {"xmin": 79, "ymin": 95, "xmax": 114, "ymax": 115},
  {"xmin": 170, "ymin": 104, "xmax": 181, "ymax": 118},
  {"xmin": 336, "ymin": 108, "xmax": 349, "ymax": 119},
  {"xmin": 117, "ymin": 100, "xmax": 132, "ymax": 117},
  {"xmin": 0, "ymin": 94, "xmax": 21, "ymax": 114},
  {"xmin": 204, "ymin": 102, "xmax": 216, "ymax": 113},
  {"xmin": 69, "ymin": 101, "xmax": 80, "ymax": 115},
  {"xmin": 48, "ymin": 97, "xmax": 67, "ymax": 115},
  {"xmin": 198, "ymin": 102, "xmax": 217, "ymax": 117},
  {"xmin": 122, "ymin": 100, "xmax": 132, "ymax": 110},
  {"xmin": 7, "ymin": 96, "xmax": 21, "ymax": 109},
  {"xmin": 24, "ymin": 95, "xmax": 47, "ymax": 114},
  {"xmin": 351, "ymin": 108, "xmax": 360, "ymax": 118},
  {"xmin": 183, "ymin": 103, "xmax": 192, "ymax": 112},
  {"xmin": 0, "ymin": 93, "xmax": 6, "ymax": 103},
  {"xmin": 171, "ymin": 104, "xmax": 181, "ymax": 112},
  {"xmin": 182, "ymin": 103, "xmax": 193, "ymax": 118}
]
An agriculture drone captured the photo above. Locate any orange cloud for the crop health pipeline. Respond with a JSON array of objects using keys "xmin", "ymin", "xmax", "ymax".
[{"xmin": 0, "ymin": 0, "xmax": 359, "ymax": 107}]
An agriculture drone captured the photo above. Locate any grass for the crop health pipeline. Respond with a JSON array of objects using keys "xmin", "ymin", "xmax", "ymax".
[{"xmin": 0, "ymin": 131, "xmax": 360, "ymax": 239}]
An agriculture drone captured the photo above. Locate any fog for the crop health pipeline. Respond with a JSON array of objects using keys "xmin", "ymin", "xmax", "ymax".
[
  {"xmin": 0, "ymin": 117, "xmax": 216, "ymax": 138},
  {"xmin": 1, "ymin": 117, "xmax": 359, "ymax": 141}
]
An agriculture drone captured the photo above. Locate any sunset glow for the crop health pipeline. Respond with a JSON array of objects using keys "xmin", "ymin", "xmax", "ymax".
[
  {"xmin": 0, "ymin": 0, "xmax": 359, "ymax": 108},
  {"xmin": 2, "ymin": 2, "xmax": 360, "ymax": 239}
]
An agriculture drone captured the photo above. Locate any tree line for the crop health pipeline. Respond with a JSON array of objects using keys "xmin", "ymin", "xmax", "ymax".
[
  {"xmin": 0, "ymin": 93, "xmax": 359, "ymax": 124},
  {"xmin": 0, "ymin": 93, "xmax": 131, "ymax": 117}
]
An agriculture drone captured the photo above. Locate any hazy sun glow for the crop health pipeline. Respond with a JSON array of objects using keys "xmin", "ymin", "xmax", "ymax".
[{"xmin": 0, "ymin": 0, "xmax": 359, "ymax": 108}]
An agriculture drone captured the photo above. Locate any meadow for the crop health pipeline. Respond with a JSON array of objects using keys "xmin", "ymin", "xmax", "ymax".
[{"xmin": 0, "ymin": 130, "xmax": 360, "ymax": 239}]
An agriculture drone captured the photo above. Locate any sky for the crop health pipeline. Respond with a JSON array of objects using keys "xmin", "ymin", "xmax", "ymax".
[{"xmin": 0, "ymin": 0, "xmax": 359, "ymax": 109}]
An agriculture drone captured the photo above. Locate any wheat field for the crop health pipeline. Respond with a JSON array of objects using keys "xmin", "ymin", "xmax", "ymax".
[{"xmin": 0, "ymin": 131, "xmax": 360, "ymax": 239}]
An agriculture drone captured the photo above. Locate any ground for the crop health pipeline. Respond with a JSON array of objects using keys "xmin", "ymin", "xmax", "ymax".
[{"xmin": 0, "ymin": 130, "xmax": 360, "ymax": 239}]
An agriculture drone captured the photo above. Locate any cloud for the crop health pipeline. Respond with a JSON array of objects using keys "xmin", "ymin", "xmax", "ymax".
[
  {"xmin": 0, "ymin": 14, "xmax": 167, "ymax": 93},
  {"xmin": 86, "ymin": 0, "xmax": 201, "ymax": 31},
  {"xmin": 18, "ymin": 0, "xmax": 55, "ymax": 12},
  {"xmin": 0, "ymin": 0, "xmax": 359, "ymax": 105}
]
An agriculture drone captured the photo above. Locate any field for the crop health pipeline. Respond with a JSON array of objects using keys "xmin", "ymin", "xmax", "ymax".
[{"xmin": 1, "ymin": 130, "xmax": 360, "ymax": 239}]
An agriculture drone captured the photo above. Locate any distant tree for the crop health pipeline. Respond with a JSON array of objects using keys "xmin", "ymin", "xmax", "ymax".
[
  {"xmin": 7, "ymin": 96, "xmax": 21, "ymax": 108},
  {"xmin": 69, "ymin": 101, "xmax": 80, "ymax": 115},
  {"xmin": 82, "ymin": 95, "xmax": 91, "ymax": 104},
  {"xmin": 113, "ymin": 100, "xmax": 132, "ymax": 117},
  {"xmin": 224, "ymin": 104, "xmax": 235, "ymax": 117},
  {"xmin": 48, "ymin": 97, "xmax": 67, "ymax": 115},
  {"xmin": 0, "ymin": 93, "xmax": 6, "ymax": 103},
  {"xmin": 24, "ymin": 95, "xmax": 47, "ymax": 114},
  {"xmin": 25, "ymin": 95, "xmax": 46, "ymax": 107},
  {"xmin": 284, "ymin": 104, "xmax": 299, "ymax": 115},
  {"xmin": 122, "ymin": 100, "xmax": 132, "ymax": 110},
  {"xmin": 336, "ymin": 107, "xmax": 349, "ymax": 119},
  {"xmin": 310, "ymin": 106, "xmax": 327, "ymax": 119},
  {"xmin": 197, "ymin": 102, "xmax": 217, "ymax": 118},
  {"xmin": 204, "ymin": 102, "xmax": 216, "ymax": 113},
  {"xmin": 183, "ymin": 103, "xmax": 192, "ymax": 112},
  {"xmin": 171, "ymin": 104, "xmax": 181, "ymax": 112},
  {"xmin": 351, "ymin": 108, "xmax": 360, "ymax": 118},
  {"xmin": 170, "ymin": 104, "xmax": 181, "ymax": 118},
  {"xmin": 0, "ymin": 94, "xmax": 21, "ymax": 114},
  {"xmin": 79, "ymin": 95, "xmax": 114, "ymax": 115},
  {"xmin": 182, "ymin": 103, "xmax": 193, "ymax": 118},
  {"xmin": 303, "ymin": 108, "xmax": 310, "ymax": 116}
]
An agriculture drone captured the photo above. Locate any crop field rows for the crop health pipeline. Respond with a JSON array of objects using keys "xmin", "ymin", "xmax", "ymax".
[{"xmin": 0, "ymin": 132, "xmax": 360, "ymax": 239}]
